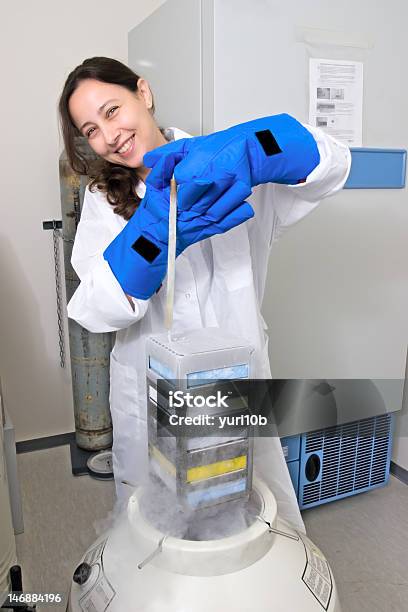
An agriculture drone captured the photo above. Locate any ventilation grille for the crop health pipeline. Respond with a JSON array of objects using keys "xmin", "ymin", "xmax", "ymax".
[{"xmin": 301, "ymin": 414, "xmax": 392, "ymax": 507}]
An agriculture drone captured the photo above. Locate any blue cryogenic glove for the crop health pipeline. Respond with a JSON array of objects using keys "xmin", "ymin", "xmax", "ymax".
[
  {"xmin": 103, "ymin": 161, "xmax": 253, "ymax": 299},
  {"xmin": 143, "ymin": 114, "xmax": 320, "ymax": 206}
]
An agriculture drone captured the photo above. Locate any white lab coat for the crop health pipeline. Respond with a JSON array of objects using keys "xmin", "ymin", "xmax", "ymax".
[{"xmin": 67, "ymin": 126, "xmax": 351, "ymax": 532}]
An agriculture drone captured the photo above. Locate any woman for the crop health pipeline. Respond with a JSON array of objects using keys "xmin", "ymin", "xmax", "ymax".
[{"xmin": 59, "ymin": 57, "xmax": 351, "ymax": 531}]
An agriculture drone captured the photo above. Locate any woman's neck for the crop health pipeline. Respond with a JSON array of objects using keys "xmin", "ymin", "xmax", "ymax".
[{"xmin": 136, "ymin": 127, "xmax": 169, "ymax": 183}]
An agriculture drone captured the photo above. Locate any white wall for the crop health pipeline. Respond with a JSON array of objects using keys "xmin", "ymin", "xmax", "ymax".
[{"xmin": 0, "ymin": 0, "xmax": 166, "ymax": 441}]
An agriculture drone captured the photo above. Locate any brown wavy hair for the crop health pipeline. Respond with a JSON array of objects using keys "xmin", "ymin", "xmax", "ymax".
[{"xmin": 59, "ymin": 57, "xmax": 160, "ymax": 220}]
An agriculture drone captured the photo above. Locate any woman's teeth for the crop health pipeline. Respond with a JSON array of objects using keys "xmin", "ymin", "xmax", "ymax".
[{"xmin": 118, "ymin": 135, "xmax": 134, "ymax": 154}]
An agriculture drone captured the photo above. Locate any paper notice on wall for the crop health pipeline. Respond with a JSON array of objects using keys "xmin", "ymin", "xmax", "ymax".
[{"xmin": 309, "ymin": 58, "xmax": 363, "ymax": 146}]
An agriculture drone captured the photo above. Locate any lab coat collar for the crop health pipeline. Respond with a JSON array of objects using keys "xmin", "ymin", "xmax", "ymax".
[{"xmin": 135, "ymin": 127, "xmax": 192, "ymax": 199}]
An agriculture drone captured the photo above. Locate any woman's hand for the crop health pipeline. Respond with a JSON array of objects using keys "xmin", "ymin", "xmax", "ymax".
[
  {"xmin": 103, "ymin": 152, "xmax": 254, "ymax": 300},
  {"xmin": 144, "ymin": 114, "xmax": 320, "ymax": 192}
]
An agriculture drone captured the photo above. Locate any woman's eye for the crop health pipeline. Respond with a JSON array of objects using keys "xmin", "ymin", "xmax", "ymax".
[
  {"xmin": 107, "ymin": 106, "xmax": 118, "ymax": 118},
  {"xmin": 86, "ymin": 127, "xmax": 95, "ymax": 138}
]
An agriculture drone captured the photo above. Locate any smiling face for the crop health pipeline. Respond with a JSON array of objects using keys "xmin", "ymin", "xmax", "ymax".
[{"xmin": 68, "ymin": 78, "xmax": 167, "ymax": 177}]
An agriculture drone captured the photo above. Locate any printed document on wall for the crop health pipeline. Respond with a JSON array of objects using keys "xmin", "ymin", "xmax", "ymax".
[{"xmin": 309, "ymin": 59, "xmax": 363, "ymax": 146}]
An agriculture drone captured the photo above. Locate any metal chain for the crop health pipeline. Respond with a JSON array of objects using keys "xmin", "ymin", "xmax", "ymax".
[{"xmin": 52, "ymin": 223, "xmax": 65, "ymax": 368}]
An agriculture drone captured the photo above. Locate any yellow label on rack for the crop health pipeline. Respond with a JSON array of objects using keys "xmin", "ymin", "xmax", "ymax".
[
  {"xmin": 149, "ymin": 444, "xmax": 177, "ymax": 477},
  {"xmin": 187, "ymin": 455, "xmax": 247, "ymax": 483}
]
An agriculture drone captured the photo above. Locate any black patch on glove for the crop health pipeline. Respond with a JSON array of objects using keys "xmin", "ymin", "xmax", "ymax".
[
  {"xmin": 132, "ymin": 235, "xmax": 161, "ymax": 263},
  {"xmin": 255, "ymin": 129, "xmax": 282, "ymax": 156}
]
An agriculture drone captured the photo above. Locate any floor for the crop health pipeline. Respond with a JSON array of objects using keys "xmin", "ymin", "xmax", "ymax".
[
  {"xmin": 303, "ymin": 479, "xmax": 408, "ymax": 611},
  {"xmin": 14, "ymin": 445, "xmax": 115, "ymax": 611},
  {"xmin": 12, "ymin": 445, "xmax": 408, "ymax": 611}
]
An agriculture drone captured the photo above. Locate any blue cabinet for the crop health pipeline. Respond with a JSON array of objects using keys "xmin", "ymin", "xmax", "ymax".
[{"xmin": 281, "ymin": 413, "xmax": 394, "ymax": 510}]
